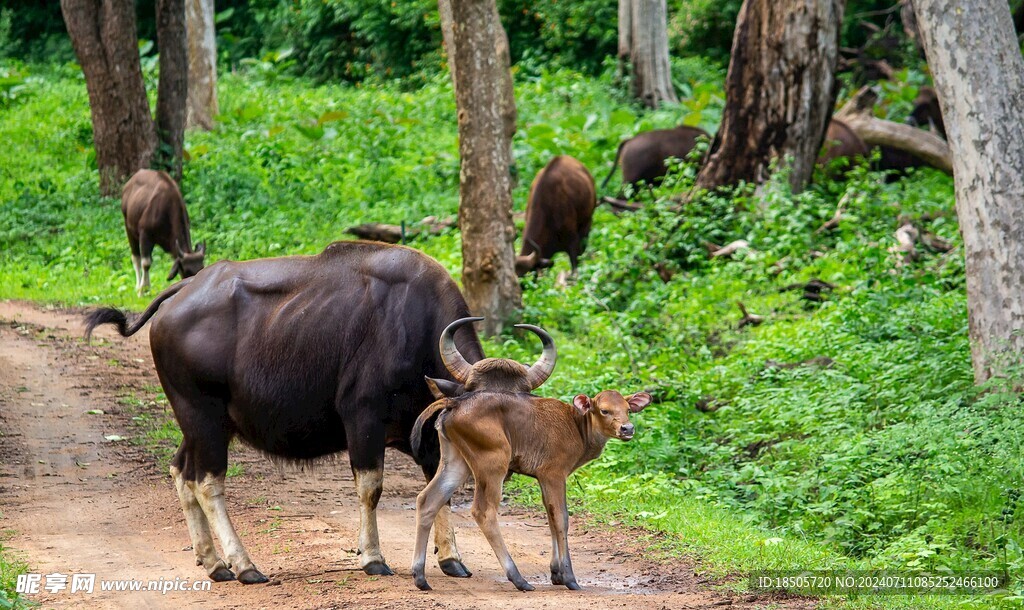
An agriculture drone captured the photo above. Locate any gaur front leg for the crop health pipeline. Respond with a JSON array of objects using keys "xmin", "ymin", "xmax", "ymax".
[
  {"xmin": 412, "ymin": 441, "xmax": 472, "ymax": 591},
  {"xmin": 347, "ymin": 419, "xmax": 393, "ymax": 575},
  {"xmin": 470, "ymin": 457, "xmax": 533, "ymax": 592},
  {"xmin": 540, "ymin": 477, "xmax": 580, "ymax": 590}
]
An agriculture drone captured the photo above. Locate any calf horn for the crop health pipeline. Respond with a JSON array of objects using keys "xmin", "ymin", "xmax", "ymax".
[
  {"xmin": 439, "ymin": 317, "xmax": 482, "ymax": 383},
  {"xmin": 515, "ymin": 324, "xmax": 557, "ymax": 389}
]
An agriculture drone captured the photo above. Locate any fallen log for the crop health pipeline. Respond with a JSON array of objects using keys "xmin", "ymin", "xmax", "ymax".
[
  {"xmin": 737, "ymin": 302, "xmax": 764, "ymax": 328},
  {"xmin": 836, "ymin": 86, "xmax": 952, "ymax": 174},
  {"xmin": 601, "ymin": 196, "xmax": 644, "ymax": 212},
  {"xmin": 345, "ymin": 216, "xmax": 456, "ymax": 244}
]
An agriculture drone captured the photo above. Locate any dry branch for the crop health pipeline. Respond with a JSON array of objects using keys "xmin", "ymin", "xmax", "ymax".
[
  {"xmin": 709, "ymin": 239, "xmax": 751, "ymax": 258},
  {"xmin": 836, "ymin": 86, "xmax": 953, "ymax": 174},
  {"xmin": 737, "ymin": 302, "xmax": 765, "ymax": 328},
  {"xmin": 890, "ymin": 222, "xmax": 919, "ymax": 266},
  {"xmin": 345, "ymin": 217, "xmax": 455, "ymax": 244}
]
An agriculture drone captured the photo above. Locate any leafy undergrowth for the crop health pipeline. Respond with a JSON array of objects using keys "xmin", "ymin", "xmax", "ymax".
[{"xmin": 2, "ymin": 62, "xmax": 1022, "ymax": 609}]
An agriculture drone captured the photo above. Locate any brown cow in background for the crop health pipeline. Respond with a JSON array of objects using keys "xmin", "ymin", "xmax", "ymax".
[
  {"xmin": 122, "ymin": 169, "xmax": 205, "ymax": 295},
  {"xmin": 516, "ymin": 156, "xmax": 596, "ymax": 276},
  {"xmin": 818, "ymin": 119, "xmax": 871, "ymax": 171}
]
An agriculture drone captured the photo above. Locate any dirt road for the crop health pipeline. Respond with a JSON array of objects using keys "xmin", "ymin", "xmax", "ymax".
[{"xmin": 0, "ymin": 300, "xmax": 811, "ymax": 609}]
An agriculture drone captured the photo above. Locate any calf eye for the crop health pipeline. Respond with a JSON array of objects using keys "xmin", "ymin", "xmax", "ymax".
[{"xmin": 600, "ymin": 409, "xmax": 609, "ymax": 416}]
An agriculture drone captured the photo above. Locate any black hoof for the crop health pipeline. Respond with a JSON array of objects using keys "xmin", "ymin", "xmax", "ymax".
[
  {"xmin": 209, "ymin": 567, "xmax": 236, "ymax": 582},
  {"xmin": 564, "ymin": 580, "xmax": 582, "ymax": 591},
  {"xmin": 414, "ymin": 575, "xmax": 432, "ymax": 591},
  {"xmin": 513, "ymin": 580, "xmax": 535, "ymax": 592},
  {"xmin": 237, "ymin": 568, "xmax": 270, "ymax": 584},
  {"xmin": 362, "ymin": 561, "xmax": 395, "ymax": 576},
  {"xmin": 439, "ymin": 558, "xmax": 473, "ymax": 578}
]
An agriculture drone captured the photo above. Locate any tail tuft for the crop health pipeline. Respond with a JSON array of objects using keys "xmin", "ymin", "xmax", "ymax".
[{"xmin": 84, "ymin": 308, "xmax": 129, "ymax": 340}]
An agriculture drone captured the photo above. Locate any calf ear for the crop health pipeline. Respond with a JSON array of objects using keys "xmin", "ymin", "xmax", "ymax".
[
  {"xmin": 626, "ymin": 392, "xmax": 652, "ymax": 413},
  {"xmin": 167, "ymin": 259, "xmax": 181, "ymax": 281},
  {"xmin": 572, "ymin": 394, "xmax": 591, "ymax": 414},
  {"xmin": 424, "ymin": 376, "xmax": 462, "ymax": 400},
  {"xmin": 196, "ymin": 241, "xmax": 206, "ymax": 255}
]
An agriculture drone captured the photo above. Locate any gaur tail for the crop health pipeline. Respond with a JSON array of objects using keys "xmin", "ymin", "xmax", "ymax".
[
  {"xmin": 411, "ymin": 400, "xmax": 451, "ymax": 459},
  {"xmin": 84, "ymin": 277, "xmax": 192, "ymax": 341},
  {"xmin": 600, "ymin": 140, "xmax": 626, "ymax": 190}
]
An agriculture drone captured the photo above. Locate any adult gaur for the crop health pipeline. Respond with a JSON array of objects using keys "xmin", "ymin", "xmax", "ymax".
[
  {"xmin": 83, "ymin": 241, "xmax": 506, "ymax": 583},
  {"xmin": 601, "ymin": 125, "xmax": 709, "ymax": 192}
]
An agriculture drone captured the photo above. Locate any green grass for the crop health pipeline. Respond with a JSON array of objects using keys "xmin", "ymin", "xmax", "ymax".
[
  {"xmin": 2, "ymin": 60, "xmax": 1022, "ymax": 609},
  {"xmin": 0, "ymin": 540, "xmax": 29, "ymax": 609}
]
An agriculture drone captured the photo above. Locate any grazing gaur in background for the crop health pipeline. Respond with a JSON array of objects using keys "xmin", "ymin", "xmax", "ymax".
[
  {"xmin": 601, "ymin": 125, "xmax": 709, "ymax": 193},
  {"xmin": 84, "ymin": 242, "xmax": 484, "ymax": 583},
  {"xmin": 817, "ymin": 119, "xmax": 871, "ymax": 172},
  {"xmin": 121, "ymin": 169, "xmax": 205, "ymax": 295},
  {"xmin": 906, "ymin": 86, "xmax": 945, "ymax": 139},
  {"xmin": 515, "ymin": 155, "xmax": 596, "ymax": 276},
  {"xmin": 410, "ymin": 317, "xmax": 652, "ymax": 592}
]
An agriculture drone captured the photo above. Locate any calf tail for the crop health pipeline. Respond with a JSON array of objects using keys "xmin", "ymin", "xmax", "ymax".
[
  {"xmin": 600, "ymin": 140, "xmax": 626, "ymax": 191},
  {"xmin": 84, "ymin": 277, "xmax": 192, "ymax": 341},
  {"xmin": 411, "ymin": 400, "xmax": 451, "ymax": 459}
]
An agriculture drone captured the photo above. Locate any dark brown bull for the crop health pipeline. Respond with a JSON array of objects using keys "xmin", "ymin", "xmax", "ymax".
[
  {"xmin": 122, "ymin": 169, "xmax": 205, "ymax": 295},
  {"xmin": 515, "ymin": 156, "xmax": 596, "ymax": 276},
  {"xmin": 906, "ymin": 86, "xmax": 945, "ymax": 139},
  {"xmin": 410, "ymin": 317, "xmax": 651, "ymax": 592},
  {"xmin": 84, "ymin": 242, "xmax": 488, "ymax": 583},
  {"xmin": 601, "ymin": 125, "xmax": 709, "ymax": 192}
]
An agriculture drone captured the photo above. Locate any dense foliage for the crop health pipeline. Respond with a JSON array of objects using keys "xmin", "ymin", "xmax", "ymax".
[{"xmin": 1, "ymin": 52, "xmax": 1022, "ymax": 607}]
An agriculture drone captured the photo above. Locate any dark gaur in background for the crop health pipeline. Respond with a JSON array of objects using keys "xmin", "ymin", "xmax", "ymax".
[
  {"xmin": 411, "ymin": 317, "xmax": 652, "ymax": 592},
  {"xmin": 906, "ymin": 86, "xmax": 945, "ymax": 139},
  {"xmin": 84, "ymin": 241, "xmax": 482, "ymax": 584},
  {"xmin": 601, "ymin": 125, "xmax": 709, "ymax": 194},
  {"xmin": 121, "ymin": 169, "xmax": 205, "ymax": 295},
  {"xmin": 515, "ymin": 155, "xmax": 596, "ymax": 276}
]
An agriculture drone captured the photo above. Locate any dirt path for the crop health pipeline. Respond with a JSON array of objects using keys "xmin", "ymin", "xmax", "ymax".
[{"xmin": 0, "ymin": 300, "xmax": 811, "ymax": 610}]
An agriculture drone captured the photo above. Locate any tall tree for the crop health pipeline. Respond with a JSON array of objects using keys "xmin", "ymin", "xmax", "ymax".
[
  {"xmin": 618, "ymin": 0, "xmax": 678, "ymax": 108},
  {"xmin": 186, "ymin": 0, "xmax": 218, "ymax": 130},
  {"xmin": 913, "ymin": 0, "xmax": 1024, "ymax": 382},
  {"xmin": 60, "ymin": 0, "xmax": 156, "ymax": 196},
  {"xmin": 695, "ymin": 0, "xmax": 845, "ymax": 192},
  {"xmin": 156, "ymin": 0, "xmax": 188, "ymax": 181},
  {"xmin": 448, "ymin": 0, "xmax": 521, "ymax": 335}
]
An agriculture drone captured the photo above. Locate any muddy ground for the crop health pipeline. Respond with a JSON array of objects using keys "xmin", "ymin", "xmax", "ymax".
[{"xmin": 0, "ymin": 300, "xmax": 813, "ymax": 609}]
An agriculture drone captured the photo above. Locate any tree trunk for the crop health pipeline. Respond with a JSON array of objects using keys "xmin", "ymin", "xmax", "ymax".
[
  {"xmin": 618, "ymin": 0, "xmax": 678, "ymax": 108},
  {"xmin": 156, "ymin": 0, "xmax": 188, "ymax": 181},
  {"xmin": 449, "ymin": 0, "xmax": 521, "ymax": 335},
  {"xmin": 439, "ymin": 0, "xmax": 516, "ymax": 142},
  {"xmin": 60, "ymin": 0, "xmax": 156, "ymax": 196},
  {"xmin": 185, "ymin": 0, "xmax": 218, "ymax": 130},
  {"xmin": 913, "ymin": 0, "xmax": 1024, "ymax": 382},
  {"xmin": 695, "ymin": 0, "xmax": 846, "ymax": 192}
]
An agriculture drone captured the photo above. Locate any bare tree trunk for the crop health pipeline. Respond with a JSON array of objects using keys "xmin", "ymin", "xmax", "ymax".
[
  {"xmin": 619, "ymin": 0, "xmax": 677, "ymax": 108},
  {"xmin": 449, "ymin": 0, "xmax": 521, "ymax": 335},
  {"xmin": 186, "ymin": 0, "xmax": 218, "ymax": 130},
  {"xmin": 60, "ymin": 0, "xmax": 156, "ymax": 196},
  {"xmin": 696, "ymin": 0, "xmax": 845, "ymax": 192},
  {"xmin": 914, "ymin": 0, "xmax": 1024, "ymax": 382},
  {"xmin": 156, "ymin": 0, "xmax": 187, "ymax": 181},
  {"xmin": 439, "ymin": 0, "xmax": 516, "ymax": 142}
]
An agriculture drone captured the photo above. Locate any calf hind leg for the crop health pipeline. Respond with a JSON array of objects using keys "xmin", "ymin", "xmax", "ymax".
[
  {"xmin": 418, "ymin": 460, "xmax": 471, "ymax": 578},
  {"xmin": 412, "ymin": 442, "xmax": 472, "ymax": 591},
  {"xmin": 470, "ymin": 456, "xmax": 533, "ymax": 591},
  {"xmin": 540, "ymin": 477, "xmax": 580, "ymax": 590}
]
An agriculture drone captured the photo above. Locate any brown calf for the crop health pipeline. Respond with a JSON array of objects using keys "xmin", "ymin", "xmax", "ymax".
[
  {"xmin": 122, "ymin": 169, "xmax": 205, "ymax": 294},
  {"xmin": 410, "ymin": 317, "xmax": 651, "ymax": 592},
  {"xmin": 516, "ymin": 155, "xmax": 596, "ymax": 275}
]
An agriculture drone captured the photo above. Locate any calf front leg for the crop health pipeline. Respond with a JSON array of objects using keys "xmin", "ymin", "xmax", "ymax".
[{"xmin": 540, "ymin": 477, "xmax": 579, "ymax": 590}]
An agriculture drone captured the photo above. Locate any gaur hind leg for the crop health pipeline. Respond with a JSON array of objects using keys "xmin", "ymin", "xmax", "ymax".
[
  {"xmin": 167, "ymin": 387, "xmax": 267, "ymax": 584},
  {"xmin": 138, "ymin": 233, "xmax": 154, "ymax": 295},
  {"xmin": 539, "ymin": 476, "xmax": 580, "ymax": 589},
  {"xmin": 346, "ymin": 419, "xmax": 393, "ymax": 575},
  {"xmin": 412, "ymin": 438, "xmax": 472, "ymax": 590},
  {"xmin": 417, "ymin": 459, "xmax": 471, "ymax": 578},
  {"xmin": 126, "ymin": 234, "xmax": 143, "ymax": 294},
  {"xmin": 468, "ymin": 447, "xmax": 533, "ymax": 591}
]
